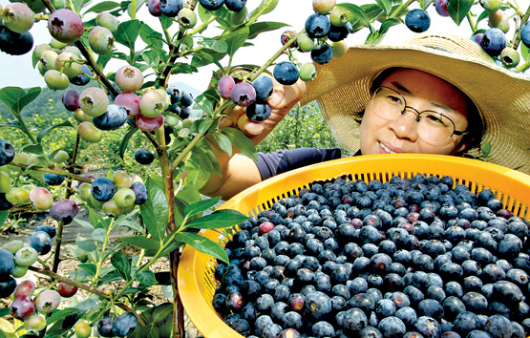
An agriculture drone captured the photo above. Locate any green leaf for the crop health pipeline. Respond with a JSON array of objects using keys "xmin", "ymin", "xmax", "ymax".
[
  {"xmin": 47, "ymin": 309, "xmax": 86, "ymax": 336},
  {"xmin": 419, "ymin": 0, "xmax": 434, "ymax": 10},
  {"xmin": 137, "ymin": 270, "xmax": 158, "ymax": 286},
  {"xmin": 119, "ymin": 127, "xmax": 138, "ymax": 160},
  {"xmin": 222, "ymin": 26, "xmax": 249, "ymax": 57},
  {"xmin": 76, "ymin": 236, "xmax": 97, "ymax": 252},
  {"xmin": 220, "ymin": 127, "xmax": 258, "ymax": 161},
  {"xmin": 140, "ymin": 23, "xmax": 164, "ymax": 52},
  {"xmin": 115, "ymin": 19, "xmax": 141, "ymax": 49},
  {"xmin": 84, "ymin": 1, "xmax": 121, "ymax": 14},
  {"xmin": 212, "ymin": 132, "xmax": 233, "ymax": 157},
  {"xmin": 447, "ymin": 0, "xmax": 474, "ymax": 26},
  {"xmin": 0, "ymin": 120, "xmax": 24, "ymax": 131},
  {"xmin": 199, "ymin": 38, "xmax": 228, "ymax": 53},
  {"xmin": 21, "ymin": 144, "xmax": 45, "ymax": 157},
  {"xmin": 336, "ymin": 3, "xmax": 371, "ymax": 29},
  {"xmin": 476, "ymin": 9, "xmax": 490, "ymax": 25},
  {"xmin": 0, "ymin": 211, "xmax": 9, "ymax": 228},
  {"xmin": 198, "ymin": 4, "xmax": 213, "ymax": 23},
  {"xmin": 248, "ymin": 21, "xmax": 290, "ymax": 40},
  {"xmin": 205, "ymin": 149, "xmax": 222, "ymax": 177},
  {"xmin": 175, "ymin": 232, "xmax": 229, "ymax": 264},
  {"xmin": 191, "ymin": 49, "xmax": 227, "ymax": 68},
  {"xmin": 46, "ymin": 308, "xmax": 84, "ymax": 325},
  {"xmin": 0, "ymin": 308, "xmax": 10, "ymax": 317},
  {"xmin": 77, "ymin": 263, "xmax": 97, "ymax": 276},
  {"xmin": 89, "ymin": 208, "xmax": 107, "ymax": 230},
  {"xmin": 260, "ymin": 0, "xmax": 280, "ymax": 15},
  {"xmin": 184, "ymin": 196, "xmax": 221, "ymax": 218},
  {"xmin": 120, "ymin": 236, "xmax": 161, "ymax": 256},
  {"xmin": 376, "ymin": 0, "xmax": 393, "ymax": 14},
  {"xmin": 129, "ymin": 303, "xmax": 173, "ymax": 338},
  {"xmin": 37, "ymin": 120, "xmax": 74, "ymax": 144},
  {"xmin": 159, "ymin": 16, "xmax": 173, "ymax": 31},
  {"xmin": 168, "ymin": 62, "xmax": 197, "ymax": 75},
  {"xmin": 379, "ymin": 18, "xmax": 401, "ymax": 35},
  {"xmin": 111, "ymin": 251, "xmax": 132, "ymax": 281},
  {"xmin": 0, "ymin": 87, "xmax": 41, "ymax": 117},
  {"xmin": 139, "ymin": 177, "xmax": 169, "ymax": 242},
  {"xmin": 98, "ymin": 271, "xmax": 122, "ymax": 285},
  {"xmin": 522, "ymin": 44, "xmax": 530, "ymax": 62},
  {"xmin": 72, "ymin": 0, "xmax": 92, "ymax": 14},
  {"xmin": 90, "ymin": 228, "xmax": 107, "ymax": 243},
  {"xmin": 185, "ymin": 209, "xmax": 249, "ymax": 230}
]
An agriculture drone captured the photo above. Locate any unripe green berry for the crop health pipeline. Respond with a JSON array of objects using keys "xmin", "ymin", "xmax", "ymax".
[
  {"xmin": 299, "ymin": 63, "xmax": 317, "ymax": 82},
  {"xmin": 53, "ymin": 150, "xmax": 69, "ymax": 163},
  {"xmin": 484, "ymin": 0, "xmax": 502, "ymax": 13},
  {"xmin": 78, "ymin": 183, "xmax": 92, "ymax": 202},
  {"xmin": 178, "ymin": 8, "xmax": 197, "ymax": 28},
  {"xmin": 102, "ymin": 199, "xmax": 123, "ymax": 217},
  {"xmin": 500, "ymin": 47, "xmax": 520, "ymax": 68},
  {"xmin": 11, "ymin": 264, "xmax": 28, "ymax": 278},
  {"xmin": 313, "ymin": 0, "xmax": 336, "ymax": 14},
  {"xmin": 96, "ymin": 11, "xmax": 119, "ymax": 34},
  {"xmin": 297, "ymin": 33, "xmax": 315, "ymax": 52},
  {"xmin": 6, "ymin": 187, "xmax": 31, "ymax": 205},
  {"xmin": 332, "ymin": 41, "xmax": 347, "ymax": 58},
  {"xmin": 44, "ymin": 70, "xmax": 70, "ymax": 91},
  {"xmin": 0, "ymin": 172, "xmax": 11, "ymax": 193},
  {"xmin": 330, "ymin": 5, "xmax": 349, "ymax": 27},
  {"xmin": 114, "ymin": 188, "xmax": 136, "ymax": 208},
  {"xmin": 50, "ymin": 37, "xmax": 68, "ymax": 49}
]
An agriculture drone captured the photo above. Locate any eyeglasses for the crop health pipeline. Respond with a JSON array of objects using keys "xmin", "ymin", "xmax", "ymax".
[{"xmin": 371, "ymin": 86, "xmax": 468, "ymax": 145}]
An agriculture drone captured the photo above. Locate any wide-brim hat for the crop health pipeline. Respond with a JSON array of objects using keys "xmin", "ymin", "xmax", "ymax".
[{"xmin": 300, "ymin": 33, "xmax": 530, "ymax": 175}]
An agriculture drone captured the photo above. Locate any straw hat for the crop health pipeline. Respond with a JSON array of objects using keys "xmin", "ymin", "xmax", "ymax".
[{"xmin": 300, "ymin": 33, "xmax": 530, "ymax": 175}]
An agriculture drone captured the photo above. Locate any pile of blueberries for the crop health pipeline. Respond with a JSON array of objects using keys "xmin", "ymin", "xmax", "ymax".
[{"xmin": 213, "ymin": 174, "xmax": 530, "ymax": 338}]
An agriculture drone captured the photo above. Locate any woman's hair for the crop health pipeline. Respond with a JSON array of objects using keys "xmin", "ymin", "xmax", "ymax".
[{"xmin": 362, "ymin": 67, "xmax": 484, "ymax": 154}]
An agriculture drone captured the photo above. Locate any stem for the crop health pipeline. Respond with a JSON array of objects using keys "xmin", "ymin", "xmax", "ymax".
[
  {"xmin": 51, "ymin": 221, "xmax": 64, "ymax": 272},
  {"xmin": 131, "ymin": 0, "xmax": 137, "ymax": 20},
  {"xmin": 12, "ymin": 114, "xmax": 38, "ymax": 145},
  {"xmin": 9, "ymin": 161, "xmax": 93, "ymax": 183},
  {"xmin": 389, "ymin": 0, "xmax": 415, "ymax": 19},
  {"xmin": 512, "ymin": 4, "xmax": 530, "ymax": 49},
  {"xmin": 170, "ymin": 133, "xmax": 204, "ymax": 169},
  {"xmin": 466, "ymin": 12, "xmax": 477, "ymax": 33},
  {"xmin": 27, "ymin": 266, "xmax": 146, "ymax": 325},
  {"xmin": 92, "ymin": 218, "xmax": 114, "ymax": 287}
]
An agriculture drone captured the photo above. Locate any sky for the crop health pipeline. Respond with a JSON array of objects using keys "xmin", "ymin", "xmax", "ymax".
[{"xmin": 0, "ymin": 0, "xmax": 517, "ymax": 91}]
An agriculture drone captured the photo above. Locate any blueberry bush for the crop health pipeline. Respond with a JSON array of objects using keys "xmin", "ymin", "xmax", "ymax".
[{"xmin": 1, "ymin": 0, "xmax": 530, "ymax": 337}]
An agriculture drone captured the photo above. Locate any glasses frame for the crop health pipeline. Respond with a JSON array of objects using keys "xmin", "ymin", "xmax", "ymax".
[{"xmin": 372, "ymin": 86, "xmax": 469, "ymax": 143}]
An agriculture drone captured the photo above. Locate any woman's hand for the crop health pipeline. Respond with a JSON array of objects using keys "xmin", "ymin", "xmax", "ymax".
[{"xmin": 218, "ymin": 76, "xmax": 307, "ymax": 147}]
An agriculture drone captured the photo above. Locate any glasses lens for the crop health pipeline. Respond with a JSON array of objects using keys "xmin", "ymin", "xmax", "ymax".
[
  {"xmin": 371, "ymin": 87, "xmax": 458, "ymax": 145},
  {"xmin": 416, "ymin": 112, "xmax": 455, "ymax": 145},
  {"xmin": 372, "ymin": 87, "xmax": 405, "ymax": 120}
]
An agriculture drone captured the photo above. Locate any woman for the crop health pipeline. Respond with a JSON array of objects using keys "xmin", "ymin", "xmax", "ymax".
[{"xmin": 200, "ymin": 34, "xmax": 530, "ymax": 200}]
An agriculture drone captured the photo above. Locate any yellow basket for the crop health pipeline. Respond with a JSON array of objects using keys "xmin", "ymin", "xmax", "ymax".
[{"xmin": 178, "ymin": 154, "xmax": 530, "ymax": 338}]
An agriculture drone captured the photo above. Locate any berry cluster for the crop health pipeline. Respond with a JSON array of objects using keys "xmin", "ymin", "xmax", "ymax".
[
  {"xmin": 97, "ymin": 313, "xmax": 139, "ymax": 337},
  {"xmin": 0, "ymin": 3, "xmax": 35, "ymax": 55},
  {"xmin": 213, "ymin": 174, "xmax": 530, "ymax": 338}
]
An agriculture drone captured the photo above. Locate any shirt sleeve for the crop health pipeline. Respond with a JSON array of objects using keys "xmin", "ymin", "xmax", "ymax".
[{"xmin": 255, "ymin": 148, "xmax": 342, "ymax": 180}]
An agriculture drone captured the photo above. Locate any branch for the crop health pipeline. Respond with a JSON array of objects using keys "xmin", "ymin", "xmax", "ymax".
[
  {"xmin": 512, "ymin": 4, "xmax": 530, "ymax": 49},
  {"xmin": 9, "ymin": 161, "xmax": 93, "ymax": 183},
  {"xmin": 28, "ymin": 266, "xmax": 146, "ymax": 326}
]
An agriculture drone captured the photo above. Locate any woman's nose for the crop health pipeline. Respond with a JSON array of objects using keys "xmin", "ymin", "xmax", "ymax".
[{"xmin": 388, "ymin": 109, "xmax": 419, "ymax": 141}]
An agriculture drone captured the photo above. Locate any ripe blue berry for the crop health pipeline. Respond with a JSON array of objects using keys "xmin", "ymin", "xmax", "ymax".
[
  {"xmin": 328, "ymin": 24, "xmax": 349, "ymax": 42},
  {"xmin": 130, "ymin": 182, "xmax": 148, "ymax": 204},
  {"xmin": 35, "ymin": 225, "xmax": 57, "ymax": 239},
  {"xmin": 0, "ymin": 249, "xmax": 15, "ymax": 278},
  {"xmin": 91, "ymin": 177, "xmax": 116, "ymax": 202},
  {"xmin": 405, "ymin": 9, "xmax": 431, "ymax": 33},
  {"xmin": 159, "ymin": 0, "xmax": 183, "ymax": 17},
  {"xmin": 43, "ymin": 173, "xmax": 66, "ymax": 186},
  {"xmin": 180, "ymin": 90, "xmax": 194, "ymax": 107},
  {"xmin": 231, "ymin": 82, "xmax": 256, "ymax": 107},
  {"xmin": 311, "ymin": 44, "xmax": 334, "ymax": 64},
  {"xmin": 179, "ymin": 106, "xmax": 191, "ymax": 119},
  {"xmin": 0, "ymin": 140, "xmax": 15, "ymax": 166},
  {"xmin": 70, "ymin": 65, "xmax": 92, "ymax": 86},
  {"xmin": 225, "ymin": 0, "xmax": 246, "ymax": 11},
  {"xmin": 0, "ymin": 25, "xmax": 34, "ymax": 55},
  {"xmin": 49, "ymin": 199, "xmax": 79, "ymax": 225},
  {"xmin": 92, "ymin": 104, "xmax": 128, "ymax": 130},
  {"xmin": 273, "ymin": 62, "xmax": 299, "ymax": 86},
  {"xmin": 252, "ymin": 76, "xmax": 274, "ymax": 102},
  {"xmin": 199, "ymin": 0, "xmax": 226, "ymax": 10},
  {"xmin": 246, "ymin": 102, "xmax": 271, "ymax": 122},
  {"xmin": 481, "ymin": 27, "xmax": 506, "ymax": 56},
  {"xmin": 0, "ymin": 276, "xmax": 16, "ymax": 298},
  {"xmin": 166, "ymin": 86, "xmax": 182, "ymax": 104},
  {"xmin": 97, "ymin": 317, "xmax": 114, "ymax": 337},
  {"xmin": 134, "ymin": 149, "xmax": 155, "ymax": 165},
  {"xmin": 305, "ymin": 13, "xmax": 331, "ymax": 39},
  {"xmin": 30, "ymin": 231, "xmax": 53, "ymax": 255},
  {"xmin": 112, "ymin": 312, "xmax": 138, "ymax": 337}
]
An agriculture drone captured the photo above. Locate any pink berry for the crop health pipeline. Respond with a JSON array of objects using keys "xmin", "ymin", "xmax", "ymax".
[
  {"xmin": 258, "ymin": 222, "xmax": 275, "ymax": 234},
  {"xmin": 147, "ymin": 0, "xmax": 163, "ymax": 16},
  {"xmin": 29, "ymin": 187, "xmax": 53, "ymax": 210},
  {"xmin": 218, "ymin": 75, "xmax": 235, "ymax": 100},
  {"xmin": 11, "ymin": 295, "xmax": 35, "ymax": 320},
  {"xmin": 49, "ymin": 199, "xmax": 79, "ymax": 225},
  {"xmin": 48, "ymin": 9, "xmax": 84, "ymax": 44},
  {"xmin": 14, "ymin": 280, "xmax": 36, "ymax": 298},
  {"xmin": 114, "ymin": 93, "xmax": 141, "ymax": 117},
  {"xmin": 137, "ymin": 114, "xmax": 164, "ymax": 131},
  {"xmin": 435, "ymin": 0, "xmax": 449, "ymax": 17}
]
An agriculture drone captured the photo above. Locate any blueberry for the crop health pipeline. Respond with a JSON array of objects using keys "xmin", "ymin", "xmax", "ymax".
[
  {"xmin": 30, "ymin": 231, "xmax": 52, "ymax": 255},
  {"xmin": 134, "ymin": 149, "xmax": 155, "ymax": 165},
  {"xmin": 378, "ymin": 316, "xmax": 407, "ymax": 338},
  {"xmin": 305, "ymin": 13, "xmax": 331, "ymax": 39},
  {"xmin": 312, "ymin": 320, "xmax": 336, "ymax": 337},
  {"xmin": 0, "ymin": 275, "xmax": 16, "ymax": 298},
  {"xmin": 340, "ymin": 307, "xmax": 368, "ymax": 332},
  {"xmin": 481, "ymin": 28, "xmax": 507, "ymax": 56},
  {"xmin": 0, "ymin": 249, "xmax": 15, "ymax": 278},
  {"xmin": 43, "ymin": 173, "xmax": 66, "ymax": 186},
  {"xmin": 111, "ymin": 312, "xmax": 138, "ymax": 337},
  {"xmin": 199, "ymin": 0, "xmax": 225, "ymax": 10},
  {"xmin": 0, "ymin": 140, "xmax": 15, "ymax": 166},
  {"xmin": 91, "ymin": 177, "xmax": 116, "ymax": 202},
  {"xmin": 484, "ymin": 315, "xmax": 512, "ymax": 338},
  {"xmin": 225, "ymin": 0, "xmax": 246, "ymax": 11},
  {"xmin": 521, "ymin": 21, "xmax": 530, "ymax": 48},
  {"xmin": 130, "ymin": 182, "xmax": 147, "ymax": 205},
  {"xmin": 93, "ymin": 104, "xmax": 128, "ymax": 130},
  {"xmin": 252, "ymin": 76, "xmax": 273, "ymax": 102},
  {"xmin": 273, "ymin": 61, "xmax": 299, "ymax": 86},
  {"xmin": 159, "ymin": 0, "xmax": 183, "ymax": 17},
  {"xmin": 97, "ymin": 317, "xmax": 114, "ymax": 337},
  {"xmin": 35, "ymin": 225, "xmax": 57, "ymax": 239},
  {"xmin": 0, "ymin": 25, "xmax": 33, "ymax": 55},
  {"xmin": 246, "ymin": 102, "xmax": 271, "ymax": 122}
]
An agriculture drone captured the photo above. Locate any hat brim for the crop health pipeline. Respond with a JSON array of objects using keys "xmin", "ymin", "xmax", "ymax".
[{"xmin": 302, "ymin": 39, "xmax": 530, "ymax": 175}]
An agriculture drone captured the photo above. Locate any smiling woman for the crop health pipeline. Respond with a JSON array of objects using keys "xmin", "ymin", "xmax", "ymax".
[{"xmin": 201, "ymin": 33, "xmax": 530, "ymax": 201}]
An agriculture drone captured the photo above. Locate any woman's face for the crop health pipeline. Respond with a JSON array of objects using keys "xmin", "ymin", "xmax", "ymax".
[{"xmin": 359, "ymin": 68, "xmax": 471, "ymax": 156}]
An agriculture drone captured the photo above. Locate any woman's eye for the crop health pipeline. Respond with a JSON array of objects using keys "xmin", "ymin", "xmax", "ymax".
[
  {"xmin": 386, "ymin": 95, "xmax": 403, "ymax": 105},
  {"xmin": 425, "ymin": 113, "xmax": 446, "ymax": 126}
]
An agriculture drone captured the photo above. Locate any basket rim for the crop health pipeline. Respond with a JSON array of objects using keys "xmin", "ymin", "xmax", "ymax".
[{"xmin": 178, "ymin": 154, "xmax": 530, "ymax": 338}]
